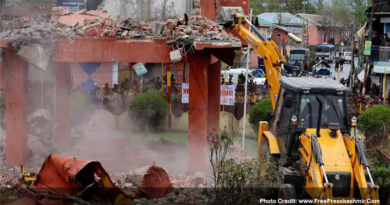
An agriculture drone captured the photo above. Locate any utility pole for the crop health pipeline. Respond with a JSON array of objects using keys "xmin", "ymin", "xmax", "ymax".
[
  {"xmin": 363, "ymin": 5, "xmax": 374, "ymax": 95},
  {"xmin": 350, "ymin": 20, "xmax": 356, "ymax": 93},
  {"xmin": 302, "ymin": 1, "xmax": 308, "ymax": 47}
]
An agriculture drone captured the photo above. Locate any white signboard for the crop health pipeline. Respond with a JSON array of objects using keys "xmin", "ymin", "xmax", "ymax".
[
  {"xmin": 374, "ymin": 61, "xmax": 390, "ymax": 74},
  {"xmin": 181, "ymin": 83, "xmax": 236, "ymax": 105},
  {"xmin": 220, "ymin": 85, "xmax": 236, "ymax": 106},
  {"xmin": 181, "ymin": 83, "xmax": 189, "ymax": 104}
]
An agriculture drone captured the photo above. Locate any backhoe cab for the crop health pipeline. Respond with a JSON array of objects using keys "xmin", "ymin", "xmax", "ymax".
[
  {"xmin": 216, "ymin": 6, "xmax": 380, "ymax": 204},
  {"xmin": 258, "ymin": 78, "xmax": 379, "ymax": 203}
]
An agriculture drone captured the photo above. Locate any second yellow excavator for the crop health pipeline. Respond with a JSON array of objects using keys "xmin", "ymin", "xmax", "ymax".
[{"xmin": 216, "ymin": 7, "xmax": 379, "ymax": 204}]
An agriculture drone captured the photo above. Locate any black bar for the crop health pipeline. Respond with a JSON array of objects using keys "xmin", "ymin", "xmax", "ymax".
[
  {"xmin": 315, "ymin": 95, "xmax": 323, "ymax": 138},
  {"xmin": 311, "ymin": 134, "xmax": 324, "ymax": 166},
  {"xmin": 250, "ymin": 24, "xmax": 267, "ymax": 42}
]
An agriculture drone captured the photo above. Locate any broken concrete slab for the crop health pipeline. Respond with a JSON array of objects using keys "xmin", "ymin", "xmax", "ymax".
[
  {"xmin": 17, "ymin": 44, "xmax": 49, "ymax": 71},
  {"xmin": 86, "ymin": 10, "xmax": 111, "ymax": 19},
  {"xmin": 59, "ymin": 14, "xmax": 98, "ymax": 27},
  {"xmin": 170, "ymin": 50, "xmax": 182, "ymax": 63},
  {"xmin": 28, "ymin": 108, "xmax": 52, "ymax": 122},
  {"xmin": 83, "ymin": 23, "xmax": 104, "ymax": 37},
  {"xmin": 135, "ymin": 165, "xmax": 174, "ymax": 199}
]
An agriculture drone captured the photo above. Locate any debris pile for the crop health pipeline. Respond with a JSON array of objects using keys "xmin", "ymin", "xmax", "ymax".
[
  {"xmin": 0, "ymin": 165, "xmax": 22, "ymax": 188},
  {"xmin": 118, "ymin": 168, "xmax": 214, "ymax": 205},
  {"xmin": 0, "ymin": 153, "xmax": 218, "ymax": 205},
  {"xmin": 0, "ymin": 7, "xmax": 240, "ymax": 62}
]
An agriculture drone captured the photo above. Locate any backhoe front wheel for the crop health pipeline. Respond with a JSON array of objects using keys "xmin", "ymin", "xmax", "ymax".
[{"xmin": 278, "ymin": 184, "xmax": 296, "ymax": 204}]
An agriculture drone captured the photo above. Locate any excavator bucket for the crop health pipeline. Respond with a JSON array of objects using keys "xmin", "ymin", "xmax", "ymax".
[{"xmin": 215, "ymin": 6, "xmax": 245, "ymax": 26}]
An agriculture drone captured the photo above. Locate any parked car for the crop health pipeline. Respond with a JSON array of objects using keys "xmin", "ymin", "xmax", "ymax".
[{"xmin": 344, "ymin": 51, "xmax": 352, "ymax": 64}]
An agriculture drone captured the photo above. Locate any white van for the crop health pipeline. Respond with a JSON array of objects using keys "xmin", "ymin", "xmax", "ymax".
[{"xmin": 344, "ymin": 52, "xmax": 352, "ymax": 64}]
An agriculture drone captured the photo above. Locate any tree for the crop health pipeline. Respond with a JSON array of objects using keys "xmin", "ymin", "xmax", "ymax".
[
  {"xmin": 250, "ymin": 0, "xmax": 265, "ymax": 15},
  {"xmin": 348, "ymin": 0, "xmax": 371, "ymax": 27},
  {"xmin": 249, "ymin": 98, "xmax": 273, "ymax": 132}
]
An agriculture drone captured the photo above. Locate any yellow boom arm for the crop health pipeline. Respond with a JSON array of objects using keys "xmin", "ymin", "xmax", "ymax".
[{"xmin": 233, "ymin": 13, "xmax": 285, "ymax": 110}]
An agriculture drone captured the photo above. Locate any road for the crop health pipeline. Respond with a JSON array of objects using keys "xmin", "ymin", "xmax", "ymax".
[{"xmin": 316, "ymin": 57, "xmax": 358, "ymax": 81}]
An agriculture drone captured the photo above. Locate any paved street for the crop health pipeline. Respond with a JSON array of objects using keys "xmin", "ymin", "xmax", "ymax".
[{"xmin": 314, "ymin": 58, "xmax": 358, "ymax": 81}]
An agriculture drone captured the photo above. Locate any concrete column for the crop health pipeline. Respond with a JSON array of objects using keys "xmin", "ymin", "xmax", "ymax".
[
  {"xmin": 207, "ymin": 61, "xmax": 221, "ymax": 137},
  {"xmin": 5, "ymin": 51, "xmax": 28, "ymax": 166},
  {"xmin": 54, "ymin": 62, "xmax": 71, "ymax": 148},
  {"xmin": 200, "ymin": 0, "xmax": 216, "ymax": 20},
  {"xmin": 188, "ymin": 62, "xmax": 209, "ymax": 172}
]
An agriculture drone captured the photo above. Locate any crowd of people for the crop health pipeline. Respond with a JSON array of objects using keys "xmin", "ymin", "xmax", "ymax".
[
  {"xmin": 73, "ymin": 78, "xmax": 134, "ymax": 116},
  {"xmin": 372, "ymin": 32, "xmax": 390, "ymax": 47},
  {"xmin": 72, "ymin": 74, "xmax": 178, "ymax": 116}
]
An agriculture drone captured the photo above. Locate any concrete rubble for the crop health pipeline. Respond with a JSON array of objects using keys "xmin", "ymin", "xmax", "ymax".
[
  {"xmin": 0, "ymin": 7, "xmax": 240, "ymax": 62},
  {"xmin": 0, "ymin": 154, "xmax": 216, "ymax": 205}
]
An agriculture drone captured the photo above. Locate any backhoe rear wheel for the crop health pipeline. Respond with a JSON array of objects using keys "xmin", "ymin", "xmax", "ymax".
[
  {"xmin": 278, "ymin": 184, "xmax": 296, "ymax": 204},
  {"xmin": 259, "ymin": 140, "xmax": 279, "ymax": 176}
]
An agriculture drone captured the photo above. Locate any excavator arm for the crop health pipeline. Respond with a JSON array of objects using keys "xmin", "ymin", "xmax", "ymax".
[
  {"xmin": 343, "ymin": 134, "xmax": 380, "ymax": 204},
  {"xmin": 216, "ymin": 7, "xmax": 285, "ymax": 110},
  {"xmin": 232, "ymin": 13, "xmax": 285, "ymax": 110}
]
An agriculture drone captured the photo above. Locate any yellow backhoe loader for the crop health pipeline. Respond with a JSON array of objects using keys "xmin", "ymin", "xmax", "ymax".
[{"xmin": 216, "ymin": 7, "xmax": 380, "ymax": 204}]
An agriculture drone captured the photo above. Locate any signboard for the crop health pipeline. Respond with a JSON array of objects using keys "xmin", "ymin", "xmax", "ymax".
[
  {"xmin": 176, "ymin": 63, "xmax": 184, "ymax": 84},
  {"xmin": 181, "ymin": 83, "xmax": 236, "ymax": 105},
  {"xmin": 181, "ymin": 83, "xmax": 189, "ymax": 104},
  {"xmin": 57, "ymin": 0, "xmax": 86, "ymax": 12},
  {"xmin": 133, "ymin": 63, "xmax": 148, "ymax": 76},
  {"xmin": 373, "ymin": 61, "xmax": 390, "ymax": 74},
  {"xmin": 220, "ymin": 85, "xmax": 236, "ymax": 106},
  {"xmin": 364, "ymin": 40, "xmax": 372, "ymax": 56}
]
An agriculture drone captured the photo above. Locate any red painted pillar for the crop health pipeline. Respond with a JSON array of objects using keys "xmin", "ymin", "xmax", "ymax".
[
  {"xmin": 207, "ymin": 61, "xmax": 221, "ymax": 137},
  {"xmin": 200, "ymin": 0, "xmax": 217, "ymax": 20},
  {"xmin": 54, "ymin": 62, "xmax": 71, "ymax": 148},
  {"xmin": 188, "ymin": 62, "xmax": 209, "ymax": 172},
  {"xmin": 5, "ymin": 51, "xmax": 28, "ymax": 166}
]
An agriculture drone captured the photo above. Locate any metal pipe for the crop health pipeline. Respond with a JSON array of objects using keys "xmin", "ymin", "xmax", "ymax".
[
  {"xmin": 384, "ymin": 67, "xmax": 387, "ymax": 104},
  {"xmin": 321, "ymin": 165, "xmax": 329, "ymax": 184},
  {"xmin": 243, "ymin": 17, "xmax": 267, "ymax": 41},
  {"xmin": 223, "ymin": 63, "xmax": 227, "ymax": 112},
  {"xmin": 242, "ymin": 8, "xmax": 253, "ymax": 151},
  {"xmin": 366, "ymin": 167, "xmax": 375, "ymax": 186}
]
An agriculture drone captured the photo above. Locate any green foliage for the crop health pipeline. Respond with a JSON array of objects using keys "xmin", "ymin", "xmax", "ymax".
[
  {"xmin": 208, "ymin": 130, "xmax": 278, "ymax": 205},
  {"xmin": 349, "ymin": 0, "xmax": 371, "ymax": 26},
  {"xmin": 213, "ymin": 158, "xmax": 264, "ymax": 205},
  {"xmin": 358, "ymin": 105, "xmax": 390, "ymax": 149},
  {"xmin": 128, "ymin": 89, "xmax": 169, "ymax": 131},
  {"xmin": 249, "ymin": 98, "xmax": 273, "ymax": 132},
  {"xmin": 371, "ymin": 166, "xmax": 390, "ymax": 188},
  {"xmin": 358, "ymin": 105, "xmax": 390, "ymax": 135},
  {"xmin": 251, "ymin": 0, "xmax": 319, "ymax": 15}
]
